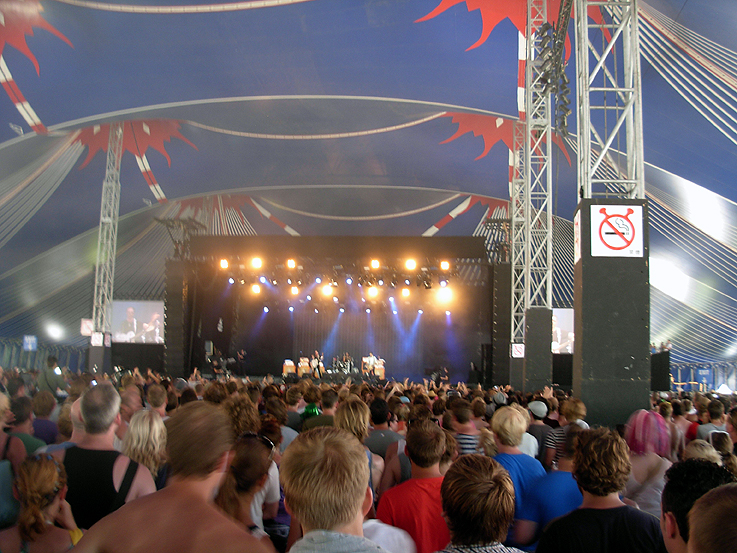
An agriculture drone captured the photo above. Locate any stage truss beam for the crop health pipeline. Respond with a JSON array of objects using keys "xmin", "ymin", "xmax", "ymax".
[
  {"xmin": 575, "ymin": 0, "xmax": 645, "ymax": 199},
  {"xmin": 92, "ymin": 122, "xmax": 124, "ymax": 333},
  {"xmin": 511, "ymin": 0, "xmax": 554, "ymax": 344}
]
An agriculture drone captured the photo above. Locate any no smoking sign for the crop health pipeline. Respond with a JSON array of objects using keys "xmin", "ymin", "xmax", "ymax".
[{"xmin": 590, "ymin": 205, "xmax": 643, "ymax": 258}]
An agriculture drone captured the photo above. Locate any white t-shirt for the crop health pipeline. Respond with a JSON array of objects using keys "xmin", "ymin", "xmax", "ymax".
[
  {"xmin": 250, "ymin": 461, "xmax": 280, "ymax": 529},
  {"xmin": 519, "ymin": 432, "xmax": 539, "ymax": 458}
]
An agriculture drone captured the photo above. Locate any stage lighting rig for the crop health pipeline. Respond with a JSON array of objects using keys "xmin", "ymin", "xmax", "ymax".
[{"xmin": 220, "ymin": 259, "xmax": 229, "ymax": 269}]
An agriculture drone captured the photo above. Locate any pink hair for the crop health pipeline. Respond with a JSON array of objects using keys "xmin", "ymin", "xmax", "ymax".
[{"xmin": 624, "ymin": 409, "xmax": 670, "ymax": 457}]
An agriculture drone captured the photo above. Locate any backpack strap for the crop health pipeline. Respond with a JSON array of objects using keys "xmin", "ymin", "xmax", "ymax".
[{"xmin": 110, "ymin": 459, "xmax": 139, "ymax": 512}]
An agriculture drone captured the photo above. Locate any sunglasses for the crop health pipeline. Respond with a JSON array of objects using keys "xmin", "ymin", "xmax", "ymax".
[{"xmin": 237, "ymin": 432, "xmax": 276, "ymax": 461}]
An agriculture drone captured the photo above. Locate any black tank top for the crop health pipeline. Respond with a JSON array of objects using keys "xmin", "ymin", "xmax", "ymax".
[{"xmin": 63, "ymin": 447, "xmax": 122, "ymax": 529}]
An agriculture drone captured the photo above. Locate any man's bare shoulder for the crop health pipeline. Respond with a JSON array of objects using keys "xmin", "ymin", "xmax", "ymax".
[{"xmin": 74, "ymin": 488, "xmax": 271, "ymax": 553}]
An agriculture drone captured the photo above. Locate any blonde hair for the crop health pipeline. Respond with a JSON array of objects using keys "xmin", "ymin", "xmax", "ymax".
[
  {"xmin": 491, "ymin": 406, "xmax": 527, "ymax": 447},
  {"xmin": 280, "ymin": 427, "xmax": 369, "ymax": 531},
  {"xmin": 334, "ymin": 396, "xmax": 370, "ymax": 442},
  {"xmin": 16, "ymin": 456, "xmax": 66, "ymax": 542},
  {"xmin": 122, "ymin": 410, "xmax": 167, "ymax": 477},
  {"xmin": 683, "ymin": 439, "xmax": 722, "ymax": 465},
  {"xmin": 561, "ymin": 398, "xmax": 586, "ymax": 422},
  {"xmin": 167, "ymin": 402, "xmax": 233, "ymax": 477}
]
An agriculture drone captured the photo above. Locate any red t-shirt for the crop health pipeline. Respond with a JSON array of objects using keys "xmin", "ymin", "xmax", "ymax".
[{"xmin": 376, "ymin": 476, "xmax": 449, "ymax": 553}]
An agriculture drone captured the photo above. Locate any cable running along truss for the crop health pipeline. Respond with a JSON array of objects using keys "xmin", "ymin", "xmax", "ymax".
[
  {"xmin": 511, "ymin": 0, "xmax": 554, "ymax": 344},
  {"xmin": 575, "ymin": 0, "xmax": 645, "ymax": 199},
  {"xmin": 92, "ymin": 122, "xmax": 124, "ymax": 333}
]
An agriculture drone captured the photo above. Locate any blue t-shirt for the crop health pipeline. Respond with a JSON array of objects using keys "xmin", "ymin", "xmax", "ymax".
[
  {"xmin": 493, "ymin": 452, "xmax": 546, "ymax": 515},
  {"xmin": 516, "ymin": 470, "xmax": 583, "ymax": 550}
]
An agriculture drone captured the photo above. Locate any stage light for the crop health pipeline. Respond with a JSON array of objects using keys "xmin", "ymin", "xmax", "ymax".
[
  {"xmin": 423, "ymin": 278, "xmax": 432, "ymax": 289},
  {"xmin": 228, "ymin": 277, "xmax": 235, "ymax": 285},
  {"xmin": 263, "ymin": 307, "xmax": 269, "ymax": 313},
  {"xmin": 287, "ymin": 259, "xmax": 296, "ymax": 269},
  {"xmin": 314, "ymin": 308, "xmax": 319, "ymax": 314},
  {"xmin": 339, "ymin": 307, "xmax": 345, "ymax": 313},
  {"xmin": 47, "ymin": 324, "xmax": 63, "ymax": 340},
  {"xmin": 239, "ymin": 278, "xmax": 245, "ymax": 285},
  {"xmin": 366, "ymin": 308, "xmax": 371, "ymax": 314},
  {"xmin": 220, "ymin": 259, "xmax": 229, "ymax": 269},
  {"xmin": 271, "ymin": 279, "xmax": 278, "ymax": 286},
  {"xmin": 405, "ymin": 259, "xmax": 417, "ymax": 271},
  {"xmin": 322, "ymin": 284, "xmax": 333, "ymax": 296},
  {"xmin": 371, "ymin": 259, "xmax": 380, "ymax": 269},
  {"xmin": 378, "ymin": 279, "xmax": 384, "ymax": 286},
  {"xmin": 346, "ymin": 277, "xmax": 353, "ymax": 285},
  {"xmin": 445, "ymin": 310, "xmax": 451, "ymax": 316},
  {"xmin": 296, "ymin": 279, "xmax": 303, "ymax": 286},
  {"xmin": 439, "ymin": 278, "xmax": 448, "ymax": 287},
  {"xmin": 418, "ymin": 309, "xmax": 424, "ymax": 314},
  {"xmin": 259, "ymin": 276, "xmax": 267, "ymax": 284},
  {"xmin": 440, "ymin": 260, "xmax": 450, "ymax": 271},
  {"xmin": 393, "ymin": 310, "xmax": 398, "ymax": 315},
  {"xmin": 306, "ymin": 295, "xmax": 312, "ymax": 301},
  {"xmin": 252, "ymin": 284, "xmax": 261, "ymax": 294},
  {"xmin": 333, "ymin": 296, "xmax": 339, "ymax": 303},
  {"xmin": 401, "ymin": 288, "xmax": 410, "ymax": 297},
  {"xmin": 404, "ymin": 278, "xmax": 411, "ymax": 286},
  {"xmin": 315, "ymin": 277, "xmax": 322, "ymax": 284},
  {"xmin": 287, "ymin": 278, "xmax": 293, "ymax": 285},
  {"xmin": 251, "ymin": 257, "xmax": 263, "ymax": 269},
  {"xmin": 389, "ymin": 296, "xmax": 395, "ymax": 302},
  {"xmin": 291, "ymin": 286, "xmax": 299, "ymax": 295},
  {"xmin": 368, "ymin": 286, "xmax": 378, "ymax": 298},
  {"xmin": 289, "ymin": 306, "xmax": 294, "ymax": 312},
  {"xmin": 361, "ymin": 298, "xmax": 366, "ymax": 303},
  {"xmin": 438, "ymin": 287, "xmax": 453, "ymax": 302}
]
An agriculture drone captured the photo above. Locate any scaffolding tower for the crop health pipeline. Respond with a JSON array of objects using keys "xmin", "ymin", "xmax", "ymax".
[
  {"xmin": 92, "ymin": 122, "xmax": 124, "ymax": 333},
  {"xmin": 511, "ymin": 0, "xmax": 554, "ymax": 343},
  {"xmin": 575, "ymin": 0, "xmax": 645, "ymax": 199}
]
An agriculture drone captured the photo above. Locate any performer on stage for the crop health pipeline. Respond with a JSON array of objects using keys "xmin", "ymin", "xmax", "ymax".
[
  {"xmin": 310, "ymin": 350, "xmax": 324, "ymax": 378},
  {"xmin": 363, "ymin": 352, "xmax": 377, "ymax": 376}
]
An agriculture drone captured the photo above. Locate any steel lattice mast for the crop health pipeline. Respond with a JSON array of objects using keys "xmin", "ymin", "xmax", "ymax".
[
  {"xmin": 575, "ymin": 0, "xmax": 645, "ymax": 199},
  {"xmin": 92, "ymin": 122, "xmax": 124, "ymax": 333},
  {"xmin": 511, "ymin": 0, "xmax": 554, "ymax": 344}
]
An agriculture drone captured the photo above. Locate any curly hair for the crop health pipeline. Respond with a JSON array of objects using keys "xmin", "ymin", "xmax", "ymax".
[
  {"xmin": 221, "ymin": 394, "xmax": 261, "ymax": 437},
  {"xmin": 573, "ymin": 427, "xmax": 631, "ymax": 496},
  {"xmin": 122, "ymin": 410, "xmax": 167, "ymax": 478},
  {"xmin": 202, "ymin": 381, "xmax": 229, "ymax": 405},
  {"xmin": 17, "ymin": 456, "xmax": 66, "ymax": 542}
]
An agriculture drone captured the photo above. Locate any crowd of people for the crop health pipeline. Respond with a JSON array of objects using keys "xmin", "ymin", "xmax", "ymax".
[{"xmin": 0, "ymin": 355, "xmax": 736, "ymax": 553}]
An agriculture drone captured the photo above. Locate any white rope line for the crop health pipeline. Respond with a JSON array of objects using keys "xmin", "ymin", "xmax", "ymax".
[
  {"xmin": 186, "ymin": 112, "xmax": 446, "ymax": 140},
  {"xmin": 51, "ymin": 0, "xmax": 314, "ymax": 13}
]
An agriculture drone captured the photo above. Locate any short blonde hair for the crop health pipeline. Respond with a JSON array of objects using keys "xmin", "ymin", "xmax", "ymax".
[
  {"xmin": 561, "ymin": 398, "xmax": 587, "ymax": 422},
  {"xmin": 167, "ymin": 402, "xmax": 233, "ymax": 477},
  {"xmin": 281, "ymin": 427, "xmax": 369, "ymax": 531},
  {"xmin": 335, "ymin": 396, "xmax": 370, "ymax": 442},
  {"xmin": 491, "ymin": 406, "xmax": 527, "ymax": 447},
  {"xmin": 123, "ymin": 409, "xmax": 167, "ymax": 477}
]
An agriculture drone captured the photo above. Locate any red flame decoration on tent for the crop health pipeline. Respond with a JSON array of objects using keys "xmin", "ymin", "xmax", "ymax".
[
  {"xmin": 416, "ymin": 0, "xmax": 608, "ymax": 56},
  {"xmin": 75, "ymin": 120, "xmax": 197, "ymax": 203},
  {"xmin": 0, "ymin": 1, "xmax": 73, "ymax": 133},
  {"xmin": 441, "ymin": 112, "xmax": 571, "ymax": 164}
]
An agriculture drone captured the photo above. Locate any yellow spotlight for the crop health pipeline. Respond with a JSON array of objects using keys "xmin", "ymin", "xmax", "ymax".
[
  {"xmin": 440, "ymin": 260, "xmax": 450, "ymax": 271},
  {"xmin": 220, "ymin": 259, "xmax": 229, "ymax": 269},
  {"xmin": 291, "ymin": 286, "xmax": 299, "ymax": 295},
  {"xmin": 437, "ymin": 287, "xmax": 453, "ymax": 302},
  {"xmin": 405, "ymin": 259, "xmax": 417, "ymax": 271},
  {"xmin": 401, "ymin": 288, "xmax": 410, "ymax": 298},
  {"xmin": 322, "ymin": 284, "xmax": 333, "ymax": 296},
  {"xmin": 251, "ymin": 284, "xmax": 261, "ymax": 294},
  {"xmin": 368, "ymin": 286, "xmax": 379, "ymax": 298},
  {"xmin": 287, "ymin": 259, "xmax": 296, "ymax": 269},
  {"xmin": 251, "ymin": 257, "xmax": 263, "ymax": 269},
  {"xmin": 371, "ymin": 259, "xmax": 380, "ymax": 270}
]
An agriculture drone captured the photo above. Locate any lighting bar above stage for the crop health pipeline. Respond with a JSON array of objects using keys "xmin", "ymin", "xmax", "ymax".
[{"xmin": 189, "ymin": 236, "xmax": 487, "ymax": 261}]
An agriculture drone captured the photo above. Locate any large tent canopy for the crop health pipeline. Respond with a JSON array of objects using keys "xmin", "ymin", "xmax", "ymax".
[{"xmin": 0, "ymin": 0, "xmax": 736, "ymax": 367}]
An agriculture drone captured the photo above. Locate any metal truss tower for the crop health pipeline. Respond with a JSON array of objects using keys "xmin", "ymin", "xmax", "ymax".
[
  {"xmin": 92, "ymin": 122, "xmax": 124, "ymax": 333},
  {"xmin": 511, "ymin": 0, "xmax": 554, "ymax": 343},
  {"xmin": 575, "ymin": 0, "xmax": 645, "ymax": 199}
]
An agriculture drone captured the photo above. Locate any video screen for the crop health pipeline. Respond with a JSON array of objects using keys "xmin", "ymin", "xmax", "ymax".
[
  {"xmin": 552, "ymin": 308, "xmax": 574, "ymax": 354},
  {"xmin": 111, "ymin": 301, "xmax": 165, "ymax": 344}
]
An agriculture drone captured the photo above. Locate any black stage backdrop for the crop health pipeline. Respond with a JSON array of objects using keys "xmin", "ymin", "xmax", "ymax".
[{"xmin": 193, "ymin": 282, "xmax": 490, "ymax": 382}]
